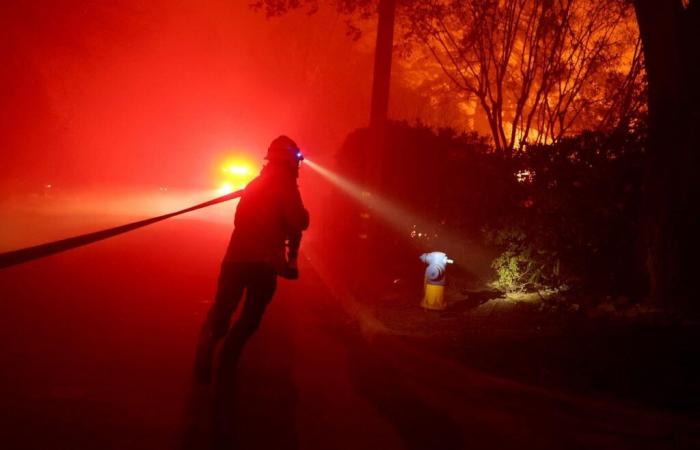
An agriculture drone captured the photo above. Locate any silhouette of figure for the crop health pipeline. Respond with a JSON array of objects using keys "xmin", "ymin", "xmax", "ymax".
[{"xmin": 194, "ymin": 135, "xmax": 309, "ymax": 384}]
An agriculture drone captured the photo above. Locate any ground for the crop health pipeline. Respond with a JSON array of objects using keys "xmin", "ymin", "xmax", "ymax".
[{"xmin": 1, "ymin": 213, "xmax": 699, "ymax": 449}]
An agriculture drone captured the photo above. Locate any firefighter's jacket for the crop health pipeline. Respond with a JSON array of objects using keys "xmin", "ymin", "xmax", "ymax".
[{"xmin": 224, "ymin": 165, "xmax": 309, "ymax": 273}]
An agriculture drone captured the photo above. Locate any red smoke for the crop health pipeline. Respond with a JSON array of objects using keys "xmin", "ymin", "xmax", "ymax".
[{"xmin": 0, "ymin": 1, "xmax": 374, "ymax": 193}]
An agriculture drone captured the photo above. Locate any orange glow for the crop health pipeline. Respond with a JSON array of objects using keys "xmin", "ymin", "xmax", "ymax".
[
  {"xmin": 217, "ymin": 182, "xmax": 235, "ymax": 195},
  {"xmin": 216, "ymin": 158, "xmax": 257, "ymax": 193},
  {"xmin": 222, "ymin": 164, "xmax": 251, "ymax": 176}
]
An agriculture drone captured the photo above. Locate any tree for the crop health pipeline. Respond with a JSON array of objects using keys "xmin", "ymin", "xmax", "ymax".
[
  {"xmin": 632, "ymin": 0, "xmax": 700, "ymax": 309},
  {"xmin": 403, "ymin": 0, "xmax": 642, "ymax": 153},
  {"xmin": 254, "ymin": 0, "xmax": 644, "ymax": 153}
]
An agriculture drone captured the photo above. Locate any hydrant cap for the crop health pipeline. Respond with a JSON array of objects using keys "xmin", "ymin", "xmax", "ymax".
[{"xmin": 421, "ymin": 251, "xmax": 449, "ymax": 266}]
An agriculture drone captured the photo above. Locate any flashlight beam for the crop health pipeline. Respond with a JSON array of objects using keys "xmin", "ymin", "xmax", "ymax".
[
  {"xmin": 304, "ymin": 158, "xmax": 494, "ymax": 272},
  {"xmin": 305, "ymin": 159, "xmax": 419, "ymax": 232}
]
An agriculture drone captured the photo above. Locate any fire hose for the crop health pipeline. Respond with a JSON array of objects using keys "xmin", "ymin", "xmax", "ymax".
[{"xmin": 0, "ymin": 189, "xmax": 244, "ymax": 270}]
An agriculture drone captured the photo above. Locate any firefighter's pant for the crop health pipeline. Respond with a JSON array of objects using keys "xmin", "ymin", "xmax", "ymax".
[{"xmin": 203, "ymin": 261, "xmax": 277, "ymax": 369}]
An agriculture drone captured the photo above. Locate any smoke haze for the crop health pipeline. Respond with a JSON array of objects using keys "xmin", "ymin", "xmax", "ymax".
[{"xmin": 1, "ymin": 1, "xmax": 376, "ymax": 193}]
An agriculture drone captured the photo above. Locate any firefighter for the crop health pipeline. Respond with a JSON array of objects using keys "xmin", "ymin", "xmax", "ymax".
[{"xmin": 194, "ymin": 135, "xmax": 309, "ymax": 384}]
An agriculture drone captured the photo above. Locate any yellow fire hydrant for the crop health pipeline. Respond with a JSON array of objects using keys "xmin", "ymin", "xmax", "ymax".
[{"xmin": 420, "ymin": 252, "xmax": 454, "ymax": 310}]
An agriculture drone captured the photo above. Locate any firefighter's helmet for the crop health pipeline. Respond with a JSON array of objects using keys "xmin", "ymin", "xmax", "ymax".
[{"xmin": 266, "ymin": 135, "xmax": 304, "ymax": 165}]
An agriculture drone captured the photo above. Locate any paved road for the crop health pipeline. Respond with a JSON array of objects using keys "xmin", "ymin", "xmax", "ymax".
[{"xmin": 1, "ymin": 218, "xmax": 698, "ymax": 450}]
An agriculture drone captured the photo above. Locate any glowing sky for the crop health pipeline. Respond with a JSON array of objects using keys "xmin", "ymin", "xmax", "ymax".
[{"xmin": 0, "ymin": 1, "xmax": 377, "ymax": 192}]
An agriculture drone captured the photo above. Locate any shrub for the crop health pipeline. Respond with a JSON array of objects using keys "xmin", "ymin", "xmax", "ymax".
[
  {"xmin": 487, "ymin": 128, "xmax": 648, "ymax": 295},
  {"xmin": 486, "ymin": 227, "xmax": 560, "ymax": 293},
  {"xmin": 332, "ymin": 121, "xmax": 648, "ymax": 298}
]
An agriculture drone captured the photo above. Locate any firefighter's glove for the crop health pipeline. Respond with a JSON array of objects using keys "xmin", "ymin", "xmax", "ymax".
[{"xmin": 279, "ymin": 257, "xmax": 299, "ymax": 280}]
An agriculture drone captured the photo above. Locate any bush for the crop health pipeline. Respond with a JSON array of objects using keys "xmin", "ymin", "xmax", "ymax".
[
  {"xmin": 331, "ymin": 121, "xmax": 648, "ymax": 298},
  {"xmin": 486, "ymin": 226, "xmax": 560, "ymax": 293},
  {"xmin": 487, "ymin": 128, "xmax": 648, "ymax": 295}
]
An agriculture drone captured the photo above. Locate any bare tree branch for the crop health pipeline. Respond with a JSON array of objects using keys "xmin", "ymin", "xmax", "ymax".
[{"xmin": 404, "ymin": 0, "xmax": 641, "ymax": 152}]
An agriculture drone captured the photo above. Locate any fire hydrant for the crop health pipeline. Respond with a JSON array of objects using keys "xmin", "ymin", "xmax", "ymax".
[{"xmin": 420, "ymin": 252, "xmax": 454, "ymax": 310}]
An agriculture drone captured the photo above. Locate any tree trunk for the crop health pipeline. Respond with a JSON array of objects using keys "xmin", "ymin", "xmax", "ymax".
[
  {"xmin": 366, "ymin": 0, "xmax": 396, "ymax": 188},
  {"xmin": 633, "ymin": 0, "xmax": 700, "ymax": 311},
  {"xmin": 369, "ymin": 0, "xmax": 396, "ymax": 130},
  {"xmin": 359, "ymin": 0, "xmax": 396, "ymax": 248}
]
